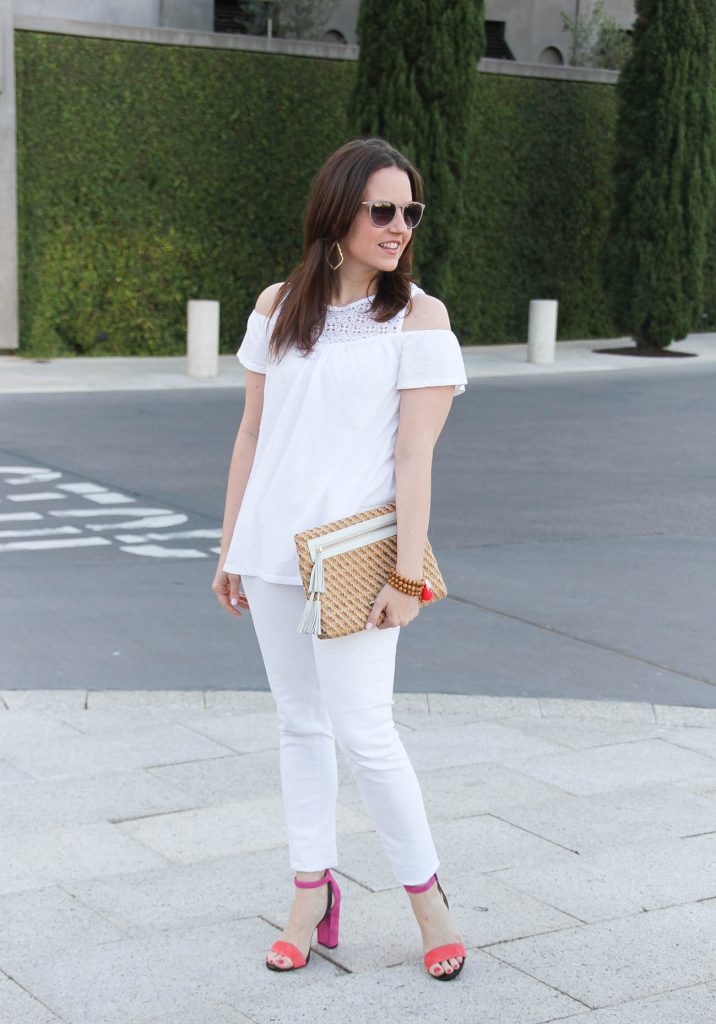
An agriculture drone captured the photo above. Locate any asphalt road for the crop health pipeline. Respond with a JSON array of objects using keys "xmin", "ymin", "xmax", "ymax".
[{"xmin": 1, "ymin": 363, "xmax": 714, "ymax": 705}]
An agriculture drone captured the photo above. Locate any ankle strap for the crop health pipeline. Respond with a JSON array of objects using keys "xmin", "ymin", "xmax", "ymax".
[
  {"xmin": 294, "ymin": 869, "xmax": 331, "ymax": 889},
  {"xmin": 404, "ymin": 873, "xmax": 437, "ymax": 894}
]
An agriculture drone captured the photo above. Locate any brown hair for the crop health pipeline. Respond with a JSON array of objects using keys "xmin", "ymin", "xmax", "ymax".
[{"xmin": 266, "ymin": 137, "xmax": 424, "ymax": 363}]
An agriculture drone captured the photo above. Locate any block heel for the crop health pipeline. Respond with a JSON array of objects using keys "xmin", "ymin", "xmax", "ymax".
[{"xmin": 315, "ymin": 871, "xmax": 341, "ymax": 948}]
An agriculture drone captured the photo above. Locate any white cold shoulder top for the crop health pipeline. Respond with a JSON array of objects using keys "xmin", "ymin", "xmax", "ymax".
[{"xmin": 222, "ymin": 282, "xmax": 468, "ymax": 585}]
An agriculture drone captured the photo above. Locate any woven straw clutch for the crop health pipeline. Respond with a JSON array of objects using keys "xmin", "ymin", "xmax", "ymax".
[{"xmin": 294, "ymin": 502, "xmax": 446, "ymax": 639}]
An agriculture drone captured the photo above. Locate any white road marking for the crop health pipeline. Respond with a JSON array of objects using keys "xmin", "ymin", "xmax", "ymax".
[
  {"xmin": 57, "ymin": 483, "xmax": 108, "ymax": 493},
  {"xmin": 0, "ymin": 537, "xmax": 111, "ymax": 551},
  {"xmin": 84, "ymin": 492, "xmax": 136, "ymax": 504},
  {"xmin": 2, "ymin": 466, "xmax": 219, "ymax": 560},
  {"xmin": 118, "ymin": 544, "xmax": 206, "ymax": 558},
  {"xmin": 6, "ymin": 492, "xmax": 67, "ymax": 502},
  {"xmin": 49, "ymin": 507, "xmax": 176, "ymax": 518},
  {"xmin": 0, "ymin": 512, "xmax": 43, "ymax": 522},
  {"xmin": 114, "ymin": 528, "xmax": 222, "ymax": 542},
  {"xmin": 8, "ymin": 472, "xmax": 63, "ymax": 485},
  {"xmin": 0, "ymin": 526, "xmax": 81, "ymax": 538},
  {"xmin": 88, "ymin": 514, "xmax": 187, "ymax": 531}
]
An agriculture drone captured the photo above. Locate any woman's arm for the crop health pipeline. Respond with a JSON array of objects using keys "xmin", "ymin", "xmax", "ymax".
[
  {"xmin": 365, "ymin": 294, "xmax": 456, "ymax": 629},
  {"xmin": 394, "ymin": 386, "xmax": 454, "ymax": 580},
  {"xmin": 394, "ymin": 292, "xmax": 455, "ymax": 579},
  {"xmin": 217, "ymin": 368, "xmax": 265, "ymax": 564}
]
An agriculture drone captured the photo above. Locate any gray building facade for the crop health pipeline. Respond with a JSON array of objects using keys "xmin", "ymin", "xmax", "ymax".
[
  {"xmin": 11, "ymin": 2, "xmax": 636, "ymax": 61},
  {"xmin": 323, "ymin": 1, "xmax": 635, "ymax": 64}
]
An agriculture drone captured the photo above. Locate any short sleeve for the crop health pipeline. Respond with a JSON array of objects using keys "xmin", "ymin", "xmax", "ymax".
[
  {"xmin": 397, "ymin": 329, "xmax": 468, "ymax": 397},
  {"xmin": 236, "ymin": 311, "xmax": 270, "ymax": 373}
]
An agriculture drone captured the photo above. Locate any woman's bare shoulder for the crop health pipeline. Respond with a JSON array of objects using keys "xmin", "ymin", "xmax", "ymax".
[
  {"xmin": 255, "ymin": 281, "xmax": 285, "ymax": 317},
  {"xmin": 403, "ymin": 290, "xmax": 451, "ymax": 331}
]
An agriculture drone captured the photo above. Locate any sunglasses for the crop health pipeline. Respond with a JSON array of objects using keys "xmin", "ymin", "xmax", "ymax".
[{"xmin": 360, "ymin": 199, "xmax": 426, "ymax": 230}]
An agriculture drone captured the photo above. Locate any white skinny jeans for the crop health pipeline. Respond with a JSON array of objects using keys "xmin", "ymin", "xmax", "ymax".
[{"xmin": 240, "ymin": 574, "xmax": 440, "ymax": 886}]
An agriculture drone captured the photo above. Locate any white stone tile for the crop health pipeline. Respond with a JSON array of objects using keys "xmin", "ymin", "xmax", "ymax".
[
  {"xmin": 0, "ymin": 973, "xmax": 62, "ymax": 1023},
  {"xmin": 538, "ymin": 698, "xmax": 656, "ymax": 723},
  {"xmin": 399, "ymin": 719, "xmax": 567, "ymax": 772},
  {"xmin": 309, "ymin": 872, "xmax": 579, "ymax": 975},
  {"xmin": 115, "ymin": 791, "xmax": 371, "ymax": 864},
  {"xmin": 504, "ymin": 738, "xmax": 716, "ymax": 796},
  {"xmin": 62, "ymin": 850, "xmax": 366, "ymax": 938},
  {"xmin": 246, "ymin": 950, "xmax": 583, "ymax": 1024},
  {"xmin": 486, "ymin": 900, "xmax": 716, "ymax": 1007},
  {"xmin": 204, "ymin": 690, "xmax": 276, "ymax": 714},
  {"xmin": 0, "ymin": 710, "xmax": 83, "ymax": 758},
  {"xmin": 0, "ymin": 771, "xmax": 202, "ymax": 834},
  {"xmin": 172, "ymin": 711, "xmax": 280, "ymax": 754},
  {"xmin": 497, "ymin": 715, "xmax": 668, "ymax": 750},
  {"xmin": 4, "ymin": 723, "xmax": 238, "ymax": 782},
  {"xmin": 491, "ymin": 834, "xmax": 716, "ymax": 923},
  {"xmin": 485, "ymin": 782, "xmax": 716, "ymax": 856},
  {"xmin": 145, "ymin": 749, "xmax": 281, "ymax": 804},
  {"xmin": 390, "ymin": 692, "xmax": 429, "ymax": 714},
  {"xmin": 557, "ymin": 983, "xmax": 716, "ymax": 1023},
  {"xmin": 0, "ymin": 822, "xmax": 167, "ymax": 894},
  {"xmin": 125, "ymin": 1006, "xmax": 254, "ymax": 1024},
  {"xmin": 88, "ymin": 690, "xmax": 205, "ymax": 710},
  {"xmin": 656, "ymin": 726, "xmax": 716, "ymax": 759},
  {"xmin": 654, "ymin": 704, "xmax": 716, "ymax": 727},
  {"xmin": 430, "ymin": 814, "xmax": 578, "ymax": 874},
  {"xmin": 48, "ymin": 705, "xmax": 223, "ymax": 734},
  {"xmin": 411, "ymin": 761, "xmax": 569, "ymax": 823},
  {"xmin": 0, "ymin": 689, "xmax": 88, "ymax": 711},
  {"xmin": 337, "ymin": 813, "xmax": 574, "ymax": 894},
  {"xmin": 0, "ymin": 757, "xmax": 33, "ymax": 783},
  {"xmin": 1, "ymin": 918, "xmax": 340, "ymax": 1024},
  {"xmin": 427, "ymin": 694, "xmax": 543, "ymax": 720},
  {"xmin": 0, "ymin": 885, "xmax": 128, "ymax": 958}
]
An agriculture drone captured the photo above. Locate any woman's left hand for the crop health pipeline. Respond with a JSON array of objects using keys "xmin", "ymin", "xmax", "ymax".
[{"xmin": 365, "ymin": 583, "xmax": 421, "ymax": 630}]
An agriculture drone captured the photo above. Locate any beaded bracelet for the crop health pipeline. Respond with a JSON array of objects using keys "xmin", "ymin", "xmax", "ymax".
[{"xmin": 387, "ymin": 568, "xmax": 424, "ymax": 597}]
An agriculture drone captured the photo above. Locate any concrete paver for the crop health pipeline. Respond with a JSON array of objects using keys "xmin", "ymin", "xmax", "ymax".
[{"xmin": 0, "ymin": 689, "xmax": 714, "ymax": 1023}]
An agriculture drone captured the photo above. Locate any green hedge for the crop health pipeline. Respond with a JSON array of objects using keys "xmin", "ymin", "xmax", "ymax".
[
  {"xmin": 15, "ymin": 31, "xmax": 353, "ymax": 357},
  {"xmin": 13, "ymin": 30, "xmax": 716, "ymax": 355}
]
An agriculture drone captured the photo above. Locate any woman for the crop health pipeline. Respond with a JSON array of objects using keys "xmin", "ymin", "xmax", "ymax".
[{"xmin": 212, "ymin": 137, "xmax": 468, "ymax": 980}]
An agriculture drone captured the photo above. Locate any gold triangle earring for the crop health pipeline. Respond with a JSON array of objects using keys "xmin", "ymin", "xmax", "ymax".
[{"xmin": 327, "ymin": 241, "xmax": 344, "ymax": 270}]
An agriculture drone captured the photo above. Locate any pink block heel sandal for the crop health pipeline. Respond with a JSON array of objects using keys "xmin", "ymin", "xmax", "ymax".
[
  {"xmin": 404, "ymin": 873, "xmax": 466, "ymax": 980},
  {"xmin": 266, "ymin": 868, "xmax": 341, "ymax": 972}
]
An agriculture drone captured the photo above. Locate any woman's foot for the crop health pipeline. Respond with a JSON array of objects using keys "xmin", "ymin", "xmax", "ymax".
[
  {"xmin": 406, "ymin": 879, "xmax": 465, "ymax": 978},
  {"xmin": 266, "ymin": 870, "xmax": 334, "ymax": 970}
]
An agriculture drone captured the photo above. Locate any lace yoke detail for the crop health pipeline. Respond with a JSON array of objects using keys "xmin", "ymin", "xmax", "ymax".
[{"xmin": 318, "ymin": 297, "xmax": 405, "ymax": 343}]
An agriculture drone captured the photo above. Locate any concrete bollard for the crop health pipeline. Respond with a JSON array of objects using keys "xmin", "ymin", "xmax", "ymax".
[
  {"xmin": 187, "ymin": 299, "xmax": 219, "ymax": 379},
  {"xmin": 527, "ymin": 299, "xmax": 558, "ymax": 364}
]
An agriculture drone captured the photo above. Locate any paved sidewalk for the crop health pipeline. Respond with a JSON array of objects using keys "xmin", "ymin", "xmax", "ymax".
[
  {"xmin": 1, "ymin": 333, "xmax": 715, "ymax": 393},
  {"xmin": 1, "ymin": 689, "xmax": 715, "ymax": 1023}
]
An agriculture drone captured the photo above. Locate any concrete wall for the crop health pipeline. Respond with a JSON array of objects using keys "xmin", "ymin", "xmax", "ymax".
[
  {"xmin": 320, "ymin": 1, "xmax": 636, "ymax": 60},
  {"xmin": 484, "ymin": 0, "xmax": 636, "ymax": 66},
  {"xmin": 12, "ymin": 0, "xmax": 213, "ymax": 31},
  {"xmin": 9, "ymin": 2, "xmax": 636, "ymax": 57}
]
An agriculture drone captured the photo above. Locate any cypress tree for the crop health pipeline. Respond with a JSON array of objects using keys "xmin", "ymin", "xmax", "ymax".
[
  {"xmin": 603, "ymin": 0, "xmax": 716, "ymax": 350},
  {"xmin": 348, "ymin": 0, "xmax": 485, "ymax": 299}
]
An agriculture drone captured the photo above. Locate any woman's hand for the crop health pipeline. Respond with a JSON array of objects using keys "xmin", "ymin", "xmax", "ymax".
[
  {"xmin": 212, "ymin": 564, "xmax": 250, "ymax": 618},
  {"xmin": 365, "ymin": 583, "xmax": 420, "ymax": 630}
]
